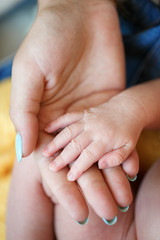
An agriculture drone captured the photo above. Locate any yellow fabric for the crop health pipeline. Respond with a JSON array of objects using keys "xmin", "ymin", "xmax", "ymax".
[
  {"xmin": 0, "ymin": 79, "xmax": 160, "ymax": 240},
  {"xmin": 0, "ymin": 79, "xmax": 16, "ymax": 240}
]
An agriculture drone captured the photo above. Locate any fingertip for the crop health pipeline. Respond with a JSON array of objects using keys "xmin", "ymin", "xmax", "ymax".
[
  {"xmin": 76, "ymin": 217, "xmax": 89, "ymax": 225},
  {"xmin": 15, "ymin": 127, "xmax": 38, "ymax": 161},
  {"xmin": 126, "ymin": 174, "xmax": 137, "ymax": 182},
  {"xmin": 122, "ymin": 150, "xmax": 139, "ymax": 177},
  {"xmin": 98, "ymin": 160, "xmax": 108, "ymax": 169},
  {"xmin": 67, "ymin": 171, "xmax": 77, "ymax": 181},
  {"xmin": 21, "ymin": 126, "xmax": 38, "ymax": 157},
  {"xmin": 102, "ymin": 216, "xmax": 117, "ymax": 226},
  {"xmin": 42, "ymin": 147, "xmax": 50, "ymax": 157},
  {"xmin": 44, "ymin": 124, "xmax": 53, "ymax": 133},
  {"xmin": 15, "ymin": 133, "xmax": 23, "ymax": 163},
  {"xmin": 49, "ymin": 162, "xmax": 57, "ymax": 172}
]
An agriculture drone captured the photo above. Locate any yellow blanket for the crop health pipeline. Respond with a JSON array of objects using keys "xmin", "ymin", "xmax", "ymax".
[
  {"xmin": 0, "ymin": 79, "xmax": 160, "ymax": 240},
  {"xmin": 0, "ymin": 79, "xmax": 16, "ymax": 240}
]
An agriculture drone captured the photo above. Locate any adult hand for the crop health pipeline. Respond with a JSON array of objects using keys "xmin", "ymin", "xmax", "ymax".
[
  {"xmin": 10, "ymin": 0, "xmax": 125, "ymax": 157},
  {"xmin": 35, "ymin": 91, "xmax": 133, "ymax": 223},
  {"xmin": 10, "ymin": 0, "xmax": 127, "ymax": 223}
]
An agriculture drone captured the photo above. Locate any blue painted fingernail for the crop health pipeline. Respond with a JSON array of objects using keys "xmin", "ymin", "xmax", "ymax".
[
  {"xmin": 126, "ymin": 175, "xmax": 137, "ymax": 182},
  {"xmin": 15, "ymin": 134, "xmax": 23, "ymax": 163},
  {"xmin": 102, "ymin": 216, "xmax": 117, "ymax": 226},
  {"xmin": 118, "ymin": 205, "xmax": 129, "ymax": 213},
  {"xmin": 76, "ymin": 218, "xmax": 89, "ymax": 225}
]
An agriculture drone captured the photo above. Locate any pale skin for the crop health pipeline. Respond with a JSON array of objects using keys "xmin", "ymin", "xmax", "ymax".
[
  {"xmin": 7, "ymin": 80, "xmax": 160, "ymax": 240},
  {"xmin": 8, "ymin": 0, "xmax": 130, "ymax": 226},
  {"xmin": 7, "ymin": 0, "xmax": 160, "ymax": 238},
  {"xmin": 42, "ymin": 89, "xmax": 143, "ymax": 182},
  {"xmin": 43, "ymin": 79, "xmax": 159, "ymax": 182}
]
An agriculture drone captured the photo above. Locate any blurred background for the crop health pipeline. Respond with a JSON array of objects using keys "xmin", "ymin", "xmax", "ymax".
[
  {"xmin": 0, "ymin": 0, "xmax": 37, "ymax": 81},
  {"xmin": 0, "ymin": 1, "xmax": 160, "ymax": 240},
  {"xmin": 0, "ymin": 1, "xmax": 37, "ymax": 239}
]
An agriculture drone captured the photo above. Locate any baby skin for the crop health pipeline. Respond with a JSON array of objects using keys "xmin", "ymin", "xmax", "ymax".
[
  {"xmin": 42, "ymin": 92, "xmax": 141, "ymax": 181},
  {"xmin": 43, "ymin": 79, "xmax": 160, "ymax": 210},
  {"xmin": 7, "ymin": 79, "xmax": 160, "ymax": 240}
]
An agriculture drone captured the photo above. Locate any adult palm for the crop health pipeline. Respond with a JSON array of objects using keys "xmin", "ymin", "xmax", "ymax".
[{"xmin": 10, "ymin": 0, "xmax": 125, "ymax": 222}]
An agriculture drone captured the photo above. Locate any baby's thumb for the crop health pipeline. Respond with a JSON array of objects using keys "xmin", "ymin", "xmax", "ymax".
[{"xmin": 10, "ymin": 60, "xmax": 44, "ymax": 161}]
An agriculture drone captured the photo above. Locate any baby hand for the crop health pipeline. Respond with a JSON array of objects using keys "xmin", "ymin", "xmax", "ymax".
[{"xmin": 42, "ymin": 96, "xmax": 143, "ymax": 181}]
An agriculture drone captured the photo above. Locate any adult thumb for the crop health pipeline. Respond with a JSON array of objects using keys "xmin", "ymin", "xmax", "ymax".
[{"xmin": 10, "ymin": 57, "xmax": 44, "ymax": 161}]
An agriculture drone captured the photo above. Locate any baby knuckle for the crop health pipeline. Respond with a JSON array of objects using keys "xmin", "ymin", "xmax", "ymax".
[
  {"xmin": 70, "ymin": 139, "xmax": 81, "ymax": 152},
  {"xmin": 64, "ymin": 112, "xmax": 72, "ymax": 121},
  {"xmin": 82, "ymin": 149, "xmax": 95, "ymax": 162},
  {"xmin": 114, "ymin": 152, "xmax": 124, "ymax": 166},
  {"xmin": 125, "ymin": 139, "xmax": 135, "ymax": 151},
  {"xmin": 63, "ymin": 126, "xmax": 72, "ymax": 139},
  {"xmin": 83, "ymin": 109, "xmax": 94, "ymax": 120}
]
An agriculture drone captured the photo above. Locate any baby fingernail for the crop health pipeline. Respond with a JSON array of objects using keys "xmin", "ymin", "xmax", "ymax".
[
  {"xmin": 42, "ymin": 147, "xmax": 50, "ymax": 157},
  {"xmin": 99, "ymin": 161, "xmax": 108, "ymax": 169},
  {"xmin": 76, "ymin": 218, "xmax": 89, "ymax": 225},
  {"xmin": 49, "ymin": 162, "xmax": 57, "ymax": 171},
  {"xmin": 126, "ymin": 175, "xmax": 137, "ymax": 182},
  {"xmin": 67, "ymin": 172, "xmax": 75, "ymax": 181},
  {"xmin": 118, "ymin": 206, "xmax": 129, "ymax": 213},
  {"xmin": 15, "ymin": 133, "xmax": 23, "ymax": 163},
  {"xmin": 45, "ymin": 124, "xmax": 52, "ymax": 132},
  {"xmin": 102, "ymin": 216, "xmax": 117, "ymax": 226}
]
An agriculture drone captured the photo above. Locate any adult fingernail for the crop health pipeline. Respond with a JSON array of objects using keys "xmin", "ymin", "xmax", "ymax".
[
  {"xmin": 15, "ymin": 133, "xmax": 23, "ymax": 163},
  {"xmin": 126, "ymin": 175, "xmax": 137, "ymax": 182},
  {"xmin": 102, "ymin": 216, "xmax": 117, "ymax": 226},
  {"xmin": 118, "ymin": 205, "xmax": 129, "ymax": 213},
  {"xmin": 76, "ymin": 218, "xmax": 89, "ymax": 225}
]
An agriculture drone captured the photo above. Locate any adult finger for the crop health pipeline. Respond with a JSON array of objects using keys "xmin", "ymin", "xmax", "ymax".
[
  {"xmin": 10, "ymin": 53, "xmax": 44, "ymax": 159},
  {"xmin": 34, "ymin": 131, "xmax": 89, "ymax": 223},
  {"xmin": 102, "ymin": 166, "xmax": 133, "ymax": 209},
  {"xmin": 77, "ymin": 164, "xmax": 118, "ymax": 221},
  {"xmin": 68, "ymin": 141, "xmax": 106, "ymax": 181},
  {"xmin": 122, "ymin": 149, "xmax": 139, "ymax": 180}
]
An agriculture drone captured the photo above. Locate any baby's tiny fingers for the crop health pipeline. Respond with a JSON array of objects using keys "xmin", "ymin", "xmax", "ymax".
[
  {"xmin": 98, "ymin": 146, "xmax": 131, "ymax": 169},
  {"xmin": 122, "ymin": 149, "xmax": 139, "ymax": 179},
  {"xmin": 49, "ymin": 132, "xmax": 91, "ymax": 172},
  {"xmin": 45, "ymin": 112, "xmax": 83, "ymax": 133},
  {"xmin": 67, "ymin": 142, "xmax": 106, "ymax": 181},
  {"xmin": 42, "ymin": 122, "xmax": 83, "ymax": 157}
]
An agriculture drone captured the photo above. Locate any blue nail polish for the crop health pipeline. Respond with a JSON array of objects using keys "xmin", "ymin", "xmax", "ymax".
[
  {"xmin": 15, "ymin": 134, "xmax": 23, "ymax": 163},
  {"xmin": 102, "ymin": 216, "xmax": 117, "ymax": 226},
  {"xmin": 126, "ymin": 175, "xmax": 137, "ymax": 182},
  {"xmin": 118, "ymin": 205, "xmax": 129, "ymax": 213},
  {"xmin": 76, "ymin": 218, "xmax": 89, "ymax": 225}
]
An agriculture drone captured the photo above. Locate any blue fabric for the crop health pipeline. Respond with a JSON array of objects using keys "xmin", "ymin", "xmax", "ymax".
[
  {"xmin": 0, "ymin": 0, "xmax": 37, "ymax": 81},
  {"xmin": 1, "ymin": 0, "xmax": 160, "ymax": 85},
  {"xmin": 0, "ymin": 58, "xmax": 13, "ymax": 81},
  {"xmin": 119, "ymin": 0, "xmax": 160, "ymax": 87}
]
